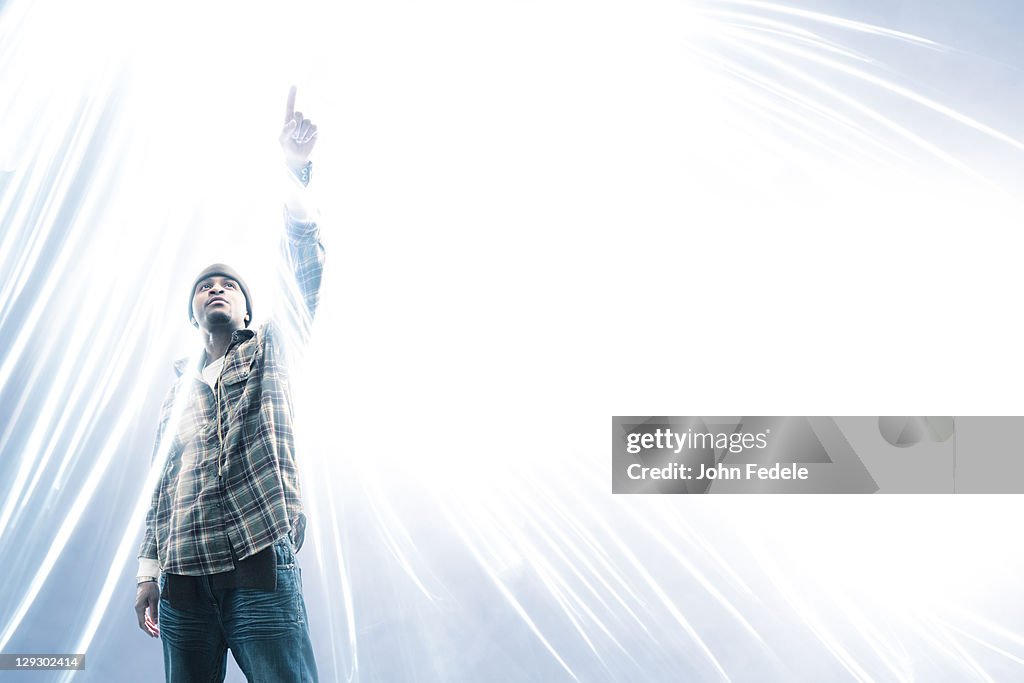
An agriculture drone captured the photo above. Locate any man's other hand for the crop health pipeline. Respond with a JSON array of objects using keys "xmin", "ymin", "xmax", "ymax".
[
  {"xmin": 135, "ymin": 582, "xmax": 161, "ymax": 638},
  {"xmin": 280, "ymin": 85, "xmax": 318, "ymax": 170}
]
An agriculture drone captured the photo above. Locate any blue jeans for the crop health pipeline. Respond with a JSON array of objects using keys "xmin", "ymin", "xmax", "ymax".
[{"xmin": 159, "ymin": 541, "xmax": 318, "ymax": 682}]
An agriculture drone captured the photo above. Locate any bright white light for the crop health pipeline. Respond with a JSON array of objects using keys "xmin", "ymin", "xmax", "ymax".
[{"xmin": 2, "ymin": 1, "xmax": 1024, "ymax": 681}]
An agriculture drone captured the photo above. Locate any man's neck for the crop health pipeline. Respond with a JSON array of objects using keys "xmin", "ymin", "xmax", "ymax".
[{"xmin": 201, "ymin": 327, "xmax": 239, "ymax": 365}]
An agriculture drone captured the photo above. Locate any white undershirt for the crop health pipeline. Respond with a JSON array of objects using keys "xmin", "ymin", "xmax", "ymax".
[{"xmin": 202, "ymin": 356, "xmax": 226, "ymax": 389}]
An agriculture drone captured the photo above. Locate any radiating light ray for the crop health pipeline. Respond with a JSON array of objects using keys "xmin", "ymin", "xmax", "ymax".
[
  {"xmin": 359, "ymin": 473, "xmax": 440, "ymax": 601},
  {"xmin": 0, "ymin": 287, "xmax": 120, "ymax": 542},
  {"xmin": 566, "ymin": 490, "xmax": 733, "ymax": 681},
  {"xmin": 712, "ymin": 0, "xmax": 943, "ymax": 48},
  {"xmin": 726, "ymin": 23, "xmax": 871, "ymax": 64},
  {"xmin": 685, "ymin": 45, "xmax": 910, "ymax": 166},
  {"xmin": 539, "ymin": 485, "xmax": 653, "ymax": 632},
  {"xmin": 0, "ymin": 330, "xmax": 53, "ymax": 453},
  {"xmin": 927, "ymin": 618, "xmax": 998, "ymax": 683},
  {"xmin": 707, "ymin": 33, "xmax": 980, "ymax": 177},
  {"xmin": 0, "ymin": 92, "xmax": 122, "ymax": 387},
  {"xmin": 827, "ymin": 591, "xmax": 916, "ymax": 682},
  {"xmin": 522, "ymin": 489, "xmax": 651, "ymax": 636},
  {"xmin": 318, "ymin": 471, "xmax": 360, "ymax": 683},
  {"xmin": 717, "ymin": 87, "xmax": 883, "ymax": 172},
  {"xmin": 735, "ymin": 527, "xmax": 877, "ymax": 683},
  {"xmin": 0, "ymin": 364, "xmax": 151, "ymax": 651},
  {"xmin": 0, "ymin": 157, "xmax": 152, "ymax": 548},
  {"xmin": 49, "ymin": 268, "xmax": 160, "ymax": 489},
  {"xmin": 942, "ymin": 621, "xmax": 1024, "ymax": 668},
  {"xmin": 717, "ymin": 23, "xmax": 1024, "ymax": 154},
  {"xmin": 699, "ymin": 9, "xmax": 879, "ymax": 63},
  {"xmin": 0, "ymin": 92, "xmax": 105, "ymax": 319},
  {"xmin": 439, "ymin": 499, "xmax": 580, "ymax": 681},
  {"xmin": 953, "ymin": 610, "xmax": 1024, "ymax": 652},
  {"xmin": 290, "ymin": 319, "xmax": 361, "ymax": 683},
  {"xmin": 735, "ymin": 497, "xmax": 1024, "ymax": 681},
  {"xmin": 498, "ymin": 491, "xmax": 631, "ymax": 664},
  {"xmin": 506, "ymin": 546, "xmax": 612, "ymax": 668},
  {"xmin": 664, "ymin": 515, "xmax": 754, "ymax": 597},
  {"xmin": 611, "ymin": 496, "xmax": 766, "ymax": 647},
  {"xmin": 10, "ymin": 242, "xmax": 148, "ymax": 510},
  {"xmin": 65, "ymin": 351, "xmax": 200, "ymax": 663}
]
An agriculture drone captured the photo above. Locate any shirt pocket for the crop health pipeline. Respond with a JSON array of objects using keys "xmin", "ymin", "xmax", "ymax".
[
  {"xmin": 221, "ymin": 341, "xmax": 258, "ymax": 387},
  {"xmin": 218, "ymin": 341, "xmax": 260, "ymax": 410}
]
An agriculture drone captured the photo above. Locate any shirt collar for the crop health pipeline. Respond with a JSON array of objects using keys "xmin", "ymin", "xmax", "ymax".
[{"xmin": 173, "ymin": 328, "xmax": 257, "ymax": 377}]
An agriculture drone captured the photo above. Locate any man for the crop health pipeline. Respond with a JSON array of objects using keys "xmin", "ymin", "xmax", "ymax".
[{"xmin": 134, "ymin": 87, "xmax": 323, "ymax": 683}]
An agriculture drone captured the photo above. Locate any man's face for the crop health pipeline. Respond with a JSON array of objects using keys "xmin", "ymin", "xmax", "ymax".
[{"xmin": 191, "ymin": 275, "xmax": 247, "ymax": 331}]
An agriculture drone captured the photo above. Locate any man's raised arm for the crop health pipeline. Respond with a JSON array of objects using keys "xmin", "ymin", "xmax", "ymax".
[{"xmin": 277, "ymin": 86, "xmax": 325, "ymax": 328}]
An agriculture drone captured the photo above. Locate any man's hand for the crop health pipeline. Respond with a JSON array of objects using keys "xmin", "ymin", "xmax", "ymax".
[
  {"xmin": 280, "ymin": 86, "xmax": 318, "ymax": 171},
  {"xmin": 135, "ymin": 582, "xmax": 160, "ymax": 638}
]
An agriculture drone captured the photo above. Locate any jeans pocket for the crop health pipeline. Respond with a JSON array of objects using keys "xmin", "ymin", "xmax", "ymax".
[
  {"xmin": 230, "ymin": 567, "xmax": 303, "ymax": 634},
  {"xmin": 274, "ymin": 539, "xmax": 296, "ymax": 568}
]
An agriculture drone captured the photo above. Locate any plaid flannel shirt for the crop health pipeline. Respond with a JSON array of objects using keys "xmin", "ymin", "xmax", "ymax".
[{"xmin": 138, "ymin": 207, "xmax": 324, "ymax": 576}]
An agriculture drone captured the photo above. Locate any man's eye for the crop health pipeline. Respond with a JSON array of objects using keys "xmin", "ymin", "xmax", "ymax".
[
  {"xmin": 225, "ymin": 282, "xmax": 235, "ymax": 288},
  {"xmin": 200, "ymin": 283, "xmax": 211, "ymax": 290}
]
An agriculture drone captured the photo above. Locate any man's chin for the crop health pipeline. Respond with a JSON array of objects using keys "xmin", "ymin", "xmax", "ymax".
[{"xmin": 200, "ymin": 313, "xmax": 236, "ymax": 330}]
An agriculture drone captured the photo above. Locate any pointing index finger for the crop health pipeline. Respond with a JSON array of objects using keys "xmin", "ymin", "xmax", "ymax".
[{"xmin": 285, "ymin": 86, "xmax": 297, "ymax": 123}]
